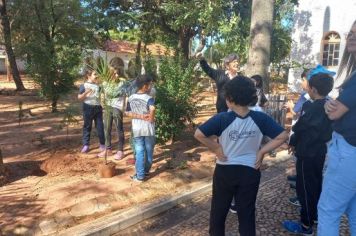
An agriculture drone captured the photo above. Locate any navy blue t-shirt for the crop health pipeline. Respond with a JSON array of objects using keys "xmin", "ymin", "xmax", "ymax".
[
  {"xmin": 198, "ymin": 110, "xmax": 284, "ymax": 168},
  {"xmin": 333, "ymin": 73, "xmax": 356, "ymax": 146}
]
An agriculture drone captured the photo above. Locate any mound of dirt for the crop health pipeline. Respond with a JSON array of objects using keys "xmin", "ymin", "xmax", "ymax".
[{"xmin": 40, "ymin": 153, "xmax": 102, "ymax": 176}]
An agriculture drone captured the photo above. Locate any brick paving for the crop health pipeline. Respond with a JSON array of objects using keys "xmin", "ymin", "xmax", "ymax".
[{"xmin": 116, "ymin": 159, "xmax": 350, "ymax": 236}]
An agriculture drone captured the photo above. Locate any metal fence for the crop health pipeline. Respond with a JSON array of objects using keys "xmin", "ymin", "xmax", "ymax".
[{"xmin": 265, "ymin": 94, "xmax": 287, "ymax": 127}]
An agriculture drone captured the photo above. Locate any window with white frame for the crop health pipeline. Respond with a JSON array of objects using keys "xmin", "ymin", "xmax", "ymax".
[{"xmin": 322, "ymin": 32, "xmax": 341, "ymax": 67}]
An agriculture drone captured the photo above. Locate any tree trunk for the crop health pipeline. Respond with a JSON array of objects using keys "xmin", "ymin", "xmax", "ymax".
[
  {"xmin": 178, "ymin": 28, "xmax": 191, "ymax": 61},
  {"xmin": 245, "ymin": 0, "xmax": 274, "ymax": 93},
  {"xmin": 135, "ymin": 40, "xmax": 142, "ymax": 76},
  {"xmin": 0, "ymin": 0, "xmax": 25, "ymax": 91},
  {"xmin": 51, "ymin": 96, "xmax": 58, "ymax": 112}
]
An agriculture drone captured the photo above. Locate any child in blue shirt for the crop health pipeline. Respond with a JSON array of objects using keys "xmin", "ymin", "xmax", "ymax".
[{"xmin": 195, "ymin": 76, "xmax": 288, "ymax": 236}]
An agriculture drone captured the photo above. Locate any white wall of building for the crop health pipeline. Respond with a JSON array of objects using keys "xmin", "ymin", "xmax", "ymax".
[
  {"xmin": 288, "ymin": 0, "xmax": 356, "ymax": 96},
  {"xmin": 0, "ymin": 58, "xmax": 26, "ymax": 73}
]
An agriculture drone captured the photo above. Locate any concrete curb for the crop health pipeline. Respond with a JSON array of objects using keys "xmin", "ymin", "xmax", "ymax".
[{"xmin": 56, "ymin": 179, "xmax": 212, "ymax": 236}]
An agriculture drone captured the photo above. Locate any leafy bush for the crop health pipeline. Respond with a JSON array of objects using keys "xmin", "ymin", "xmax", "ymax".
[{"xmin": 154, "ymin": 55, "xmax": 201, "ymax": 144}]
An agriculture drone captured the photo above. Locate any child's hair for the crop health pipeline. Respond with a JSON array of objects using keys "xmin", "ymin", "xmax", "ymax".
[
  {"xmin": 116, "ymin": 67, "xmax": 126, "ymax": 78},
  {"xmin": 83, "ymin": 67, "xmax": 94, "ymax": 79},
  {"xmin": 136, "ymin": 74, "xmax": 153, "ymax": 90},
  {"xmin": 224, "ymin": 76, "xmax": 257, "ymax": 106},
  {"xmin": 251, "ymin": 74, "xmax": 263, "ymax": 88},
  {"xmin": 308, "ymin": 73, "xmax": 334, "ymax": 96}
]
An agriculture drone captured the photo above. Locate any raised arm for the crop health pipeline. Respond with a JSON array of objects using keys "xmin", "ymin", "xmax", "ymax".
[{"xmin": 200, "ymin": 59, "xmax": 219, "ymax": 81}]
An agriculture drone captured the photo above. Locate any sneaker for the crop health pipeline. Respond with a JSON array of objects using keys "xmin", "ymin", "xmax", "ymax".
[
  {"xmin": 229, "ymin": 204, "xmax": 237, "ymax": 214},
  {"xmin": 97, "ymin": 149, "xmax": 112, "ymax": 158},
  {"xmin": 114, "ymin": 151, "xmax": 124, "ymax": 160},
  {"xmin": 289, "ymin": 196, "xmax": 301, "ymax": 207},
  {"xmin": 283, "ymin": 221, "xmax": 313, "ymax": 235},
  {"xmin": 130, "ymin": 174, "xmax": 144, "ymax": 182},
  {"xmin": 99, "ymin": 144, "xmax": 106, "ymax": 152},
  {"xmin": 81, "ymin": 145, "xmax": 89, "ymax": 153},
  {"xmin": 145, "ymin": 172, "xmax": 150, "ymax": 177}
]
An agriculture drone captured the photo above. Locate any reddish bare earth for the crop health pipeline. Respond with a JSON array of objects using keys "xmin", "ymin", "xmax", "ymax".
[
  {"xmin": 0, "ymin": 77, "xmax": 291, "ymax": 235},
  {"xmin": 0, "ymin": 77, "xmax": 219, "ymax": 235}
]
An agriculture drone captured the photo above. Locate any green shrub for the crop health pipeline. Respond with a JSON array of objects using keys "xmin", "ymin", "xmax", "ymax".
[{"xmin": 154, "ymin": 55, "xmax": 201, "ymax": 144}]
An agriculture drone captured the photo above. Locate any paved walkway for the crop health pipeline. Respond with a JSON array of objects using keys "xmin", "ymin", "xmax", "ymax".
[{"xmin": 116, "ymin": 160, "xmax": 351, "ymax": 236}]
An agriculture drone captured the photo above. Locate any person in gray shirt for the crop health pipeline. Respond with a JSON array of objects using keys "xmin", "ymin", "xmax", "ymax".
[{"xmin": 125, "ymin": 75, "xmax": 155, "ymax": 182}]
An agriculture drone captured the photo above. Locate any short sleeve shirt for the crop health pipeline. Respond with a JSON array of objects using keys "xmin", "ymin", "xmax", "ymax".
[
  {"xmin": 198, "ymin": 110, "xmax": 284, "ymax": 168},
  {"xmin": 79, "ymin": 82, "xmax": 101, "ymax": 106},
  {"xmin": 127, "ymin": 93, "xmax": 155, "ymax": 137},
  {"xmin": 334, "ymin": 73, "xmax": 356, "ymax": 146}
]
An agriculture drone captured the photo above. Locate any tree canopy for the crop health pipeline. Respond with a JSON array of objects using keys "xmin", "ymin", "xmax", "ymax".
[{"xmin": 84, "ymin": 0, "xmax": 297, "ymax": 64}]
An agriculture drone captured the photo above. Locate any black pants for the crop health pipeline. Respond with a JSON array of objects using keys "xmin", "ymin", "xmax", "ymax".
[
  {"xmin": 210, "ymin": 164, "xmax": 261, "ymax": 236},
  {"xmin": 296, "ymin": 155, "xmax": 325, "ymax": 227},
  {"xmin": 82, "ymin": 103, "xmax": 105, "ymax": 146},
  {"xmin": 104, "ymin": 107, "xmax": 124, "ymax": 151}
]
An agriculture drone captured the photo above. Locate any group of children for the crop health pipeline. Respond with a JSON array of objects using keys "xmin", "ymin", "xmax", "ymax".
[
  {"xmin": 195, "ymin": 64, "xmax": 337, "ymax": 235},
  {"xmin": 78, "ymin": 66, "xmax": 155, "ymax": 182}
]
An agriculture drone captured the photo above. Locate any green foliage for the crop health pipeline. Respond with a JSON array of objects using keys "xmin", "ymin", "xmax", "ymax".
[
  {"xmin": 155, "ymin": 55, "xmax": 200, "ymax": 144},
  {"xmin": 143, "ymin": 52, "xmax": 158, "ymax": 79},
  {"xmin": 203, "ymin": 44, "xmax": 226, "ymax": 69},
  {"xmin": 93, "ymin": 57, "xmax": 115, "ymax": 164},
  {"xmin": 60, "ymin": 105, "xmax": 79, "ymax": 141},
  {"xmin": 10, "ymin": 0, "xmax": 94, "ymax": 112},
  {"xmin": 109, "ymin": 29, "xmax": 140, "ymax": 41}
]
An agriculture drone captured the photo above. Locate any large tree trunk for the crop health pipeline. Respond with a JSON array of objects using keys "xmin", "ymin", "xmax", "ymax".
[
  {"xmin": 0, "ymin": 0, "xmax": 25, "ymax": 91},
  {"xmin": 178, "ymin": 28, "xmax": 191, "ymax": 61},
  {"xmin": 245, "ymin": 0, "xmax": 274, "ymax": 92},
  {"xmin": 135, "ymin": 40, "xmax": 142, "ymax": 75}
]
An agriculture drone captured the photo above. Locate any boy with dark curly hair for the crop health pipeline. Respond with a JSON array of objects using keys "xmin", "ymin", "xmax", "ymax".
[{"xmin": 195, "ymin": 76, "xmax": 288, "ymax": 236}]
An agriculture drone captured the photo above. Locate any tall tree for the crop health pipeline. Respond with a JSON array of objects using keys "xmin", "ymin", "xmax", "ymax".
[
  {"xmin": 84, "ymin": 0, "xmax": 229, "ymax": 60},
  {"xmin": 11, "ymin": 0, "xmax": 94, "ymax": 112},
  {"xmin": 245, "ymin": 0, "xmax": 275, "ymax": 91},
  {"xmin": 0, "ymin": 0, "xmax": 25, "ymax": 91}
]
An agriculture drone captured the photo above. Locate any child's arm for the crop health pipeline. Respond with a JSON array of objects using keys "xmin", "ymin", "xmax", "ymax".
[
  {"xmin": 78, "ymin": 89, "xmax": 93, "ymax": 101},
  {"xmin": 194, "ymin": 129, "xmax": 227, "ymax": 162},
  {"xmin": 147, "ymin": 105, "xmax": 155, "ymax": 123},
  {"xmin": 325, "ymin": 99, "xmax": 349, "ymax": 120},
  {"xmin": 255, "ymin": 131, "xmax": 289, "ymax": 169},
  {"xmin": 124, "ymin": 111, "xmax": 148, "ymax": 120},
  {"xmin": 285, "ymin": 100, "xmax": 296, "ymax": 116}
]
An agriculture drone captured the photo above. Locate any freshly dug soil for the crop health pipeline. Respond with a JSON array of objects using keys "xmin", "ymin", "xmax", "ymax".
[{"xmin": 40, "ymin": 153, "xmax": 102, "ymax": 176}]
